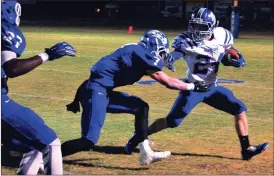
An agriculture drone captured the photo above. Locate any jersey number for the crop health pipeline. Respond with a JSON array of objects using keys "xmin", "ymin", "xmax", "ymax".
[
  {"xmin": 3, "ymin": 31, "xmax": 23, "ymax": 49},
  {"xmin": 193, "ymin": 55, "xmax": 219, "ymax": 75},
  {"xmin": 153, "ymin": 56, "xmax": 160, "ymax": 66}
]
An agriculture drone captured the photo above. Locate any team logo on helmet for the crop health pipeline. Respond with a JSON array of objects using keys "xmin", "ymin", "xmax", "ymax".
[{"xmin": 139, "ymin": 30, "xmax": 170, "ymax": 61}]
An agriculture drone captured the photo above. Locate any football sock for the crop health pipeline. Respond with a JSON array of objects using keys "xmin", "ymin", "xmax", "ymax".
[
  {"xmin": 238, "ymin": 135, "xmax": 250, "ymax": 151},
  {"xmin": 43, "ymin": 138, "xmax": 63, "ymax": 175},
  {"xmin": 61, "ymin": 138, "xmax": 94, "ymax": 157},
  {"xmin": 17, "ymin": 150, "xmax": 42, "ymax": 175}
]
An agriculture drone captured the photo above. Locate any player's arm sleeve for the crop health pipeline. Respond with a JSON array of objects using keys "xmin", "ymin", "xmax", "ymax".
[{"xmin": 170, "ymin": 49, "xmax": 185, "ymax": 60}]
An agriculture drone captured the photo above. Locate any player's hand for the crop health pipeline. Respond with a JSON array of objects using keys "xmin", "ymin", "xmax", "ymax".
[
  {"xmin": 227, "ymin": 52, "xmax": 245, "ymax": 68},
  {"xmin": 66, "ymin": 101, "xmax": 80, "ymax": 114},
  {"xmin": 180, "ymin": 33, "xmax": 198, "ymax": 48},
  {"xmin": 45, "ymin": 42, "xmax": 77, "ymax": 61},
  {"xmin": 193, "ymin": 81, "xmax": 209, "ymax": 92},
  {"xmin": 163, "ymin": 53, "xmax": 176, "ymax": 72}
]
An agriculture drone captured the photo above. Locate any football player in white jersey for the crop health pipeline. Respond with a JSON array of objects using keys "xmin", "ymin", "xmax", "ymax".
[{"xmin": 125, "ymin": 8, "xmax": 268, "ymax": 161}]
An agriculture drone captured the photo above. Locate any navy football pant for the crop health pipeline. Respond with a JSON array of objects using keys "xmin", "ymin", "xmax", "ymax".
[
  {"xmin": 1, "ymin": 94, "xmax": 57, "ymax": 151},
  {"xmin": 166, "ymin": 86, "xmax": 247, "ymax": 128},
  {"xmin": 80, "ymin": 83, "xmax": 149, "ymax": 144}
]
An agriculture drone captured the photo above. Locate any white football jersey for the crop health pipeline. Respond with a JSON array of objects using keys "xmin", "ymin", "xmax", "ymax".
[{"xmin": 172, "ymin": 27, "xmax": 233, "ymax": 85}]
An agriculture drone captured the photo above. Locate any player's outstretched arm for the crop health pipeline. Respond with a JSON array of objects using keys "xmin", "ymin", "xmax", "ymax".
[
  {"xmin": 147, "ymin": 70, "xmax": 208, "ymax": 92},
  {"xmin": 2, "ymin": 42, "xmax": 76, "ymax": 78}
]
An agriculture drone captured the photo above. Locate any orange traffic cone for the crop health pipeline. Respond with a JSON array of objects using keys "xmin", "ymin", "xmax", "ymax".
[{"xmin": 128, "ymin": 26, "xmax": 133, "ymax": 34}]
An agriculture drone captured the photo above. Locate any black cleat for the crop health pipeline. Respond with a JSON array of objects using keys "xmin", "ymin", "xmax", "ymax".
[{"xmin": 241, "ymin": 142, "xmax": 269, "ymax": 160}]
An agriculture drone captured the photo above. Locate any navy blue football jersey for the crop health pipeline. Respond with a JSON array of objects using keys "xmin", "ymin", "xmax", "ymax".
[
  {"xmin": 1, "ymin": 22, "xmax": 26, "ymax": 94},
  {"xmin": 90, "ymin": 43, "xmax": 164, "ymax": 88}
]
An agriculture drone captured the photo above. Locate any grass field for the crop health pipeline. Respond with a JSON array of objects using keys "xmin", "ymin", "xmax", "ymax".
[{"xmin": 1, "ymin": 26, "xmax": 273, "ymax": 175}]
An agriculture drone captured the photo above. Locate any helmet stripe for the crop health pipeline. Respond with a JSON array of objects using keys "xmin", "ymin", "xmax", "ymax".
[
  {"xmin": 199, "ymin": 8, "xmax": 206, "ymax": 18},
  {"xmin": 226, "ymin": 29, "xmax": 232, "ymax": 45},
  {"xmin": 224, "ymin": 29, "xmax": 229, "ymax": 44}
]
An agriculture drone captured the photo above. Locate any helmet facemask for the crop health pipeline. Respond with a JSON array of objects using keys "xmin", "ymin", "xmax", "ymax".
[
  {"xmin": 152, "ymin": 38, "xmax": 169, "ymax": 60},
  {"xmin": 188, "ymin": 19, "xmax": 214, "ymax": 43}
]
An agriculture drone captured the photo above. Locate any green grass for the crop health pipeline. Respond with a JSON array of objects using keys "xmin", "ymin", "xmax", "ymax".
[{"xmin": 2, "ymin": 26, "xmax": 273, "ymax": 175}]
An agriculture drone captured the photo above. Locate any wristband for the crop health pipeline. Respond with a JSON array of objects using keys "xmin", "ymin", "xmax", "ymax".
[
  {"xmin": 186, "ymin": 83, "xmax": 195, "ymax": 90},
  {"xmin": 38, "ymin": 52, "xmax": 49, "ymax": 63}
]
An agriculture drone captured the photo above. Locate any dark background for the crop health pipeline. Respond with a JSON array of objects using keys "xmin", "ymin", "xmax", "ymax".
[{"xmin": 18, "ymin": 0, "xmax": 273, "ymax": 31}]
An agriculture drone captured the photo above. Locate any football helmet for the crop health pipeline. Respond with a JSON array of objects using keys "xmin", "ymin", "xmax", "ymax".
[
  {"xmin": 1, "ymin": 0, "xmax": 21, "ymax": 26},
  {"xmin": 139, "ymin": 30, "xmax": 169, "ymax": 60},
  {"xmin": 188, "ymin": 8, "xmax": 218, "ymax": 43}
]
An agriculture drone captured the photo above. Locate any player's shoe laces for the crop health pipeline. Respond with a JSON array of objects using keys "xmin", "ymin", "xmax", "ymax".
[
  {"xmin": 139, "ymin": 140, "xmax": 171, "ymax": 165},
  {"xmin": 241, "ymin": 142, "xmax": 269, "ymax": 160}
]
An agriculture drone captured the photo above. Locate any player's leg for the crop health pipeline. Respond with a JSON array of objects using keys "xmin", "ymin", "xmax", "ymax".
[
  {"xmin": 106, "ymin": 91, "xmax": 149, "ymax": 153},
  {"xmin": 203, "ymin": 86, "xmax": 268, "ymax": 160},
  {"xmin": 149, "ymin": 90, "xmax": 203, "ymax": 134},
  {"xmin": 1, "ymin": 94, "xmax": 63, "ymax": 175},
  {"xmin": 125, "ymin": 91, "xmax": 203, "ymax": 154},
  {"xmin": 2, "ymin": 137, "xmax": 45, "ymax": 174},
  {"xmin": 61, "ymin": 86, "xmax": 109, "ymax": 157},
  {"xmin": 107, "ymin": 91, "xmax": 171, "ymax": 165}
]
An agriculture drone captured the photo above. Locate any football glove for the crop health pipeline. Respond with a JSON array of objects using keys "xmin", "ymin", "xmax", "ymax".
[
  {"xmin": 222, "ymin": 52, "xmax": 245, "ymax": 68},
  {"xmin": 163, "ymin": 53, "xmax": 176, "ymax": 72},
  {"xmin": 179, "ymin": 33, "xmax": 198, "ymax": 49},
  {"xmin": 193, "ymin": 81, "xmax": 209, "ymax": 92},
  {"xmin": 66, "ymin": 101, "xmax": 80, "ymax": 114},
  {"xmin": 45, "ymin": 42, "xmax": 76, "ymax": 61}
]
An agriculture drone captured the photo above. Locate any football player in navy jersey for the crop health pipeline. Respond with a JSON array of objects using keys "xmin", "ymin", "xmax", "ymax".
[
  {"xmin": 125, "ymin": 8, "xmax": 268, "ymax": 161},
  {"xmin": 62, "ymin": 29, "xmax": 208, "ymax": 165},
  {"xmin": 1, "ymin": 1, "xmax": 76, "ymax": 175}
]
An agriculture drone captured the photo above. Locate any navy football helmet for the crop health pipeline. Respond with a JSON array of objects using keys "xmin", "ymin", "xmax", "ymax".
[
  {"xmin": 188, "ymin": 8, "xmax": 218, "ymax": 43},
  {"xmin": 1, "ymin": 0, "xmax": 21, "ymax": 26},
  {"xmin": 139, "ymin": 30, "xmax": 169, "ymax": 60}
]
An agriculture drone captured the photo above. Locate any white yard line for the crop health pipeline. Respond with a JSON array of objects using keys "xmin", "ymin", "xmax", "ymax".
[{"xmin": 37, "ymin": 68, "xmax": 85, "ymax": 74}]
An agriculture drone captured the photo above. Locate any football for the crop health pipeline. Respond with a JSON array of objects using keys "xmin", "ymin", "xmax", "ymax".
[{"xmin": 225, "ymin": 49, "xmax": 240, "ymax": 60}]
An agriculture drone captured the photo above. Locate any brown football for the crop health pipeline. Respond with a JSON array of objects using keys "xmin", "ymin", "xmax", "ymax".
[{"xmin": 225, "ymin": 49, "xmax": 239, "ymax": 59}]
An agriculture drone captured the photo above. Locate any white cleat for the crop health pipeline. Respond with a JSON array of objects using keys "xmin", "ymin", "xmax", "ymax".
[
  {"xmin": 137, "ymin": 140, "xmax": 154, "ymax": 149},
  {"xmin": 139, "ymin": 140, "xmax": 171, "ymax": 165}
]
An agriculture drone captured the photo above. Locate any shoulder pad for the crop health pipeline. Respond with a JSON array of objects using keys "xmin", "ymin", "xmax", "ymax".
[{"xmin": 213, "ymin": 27, "xmax": 234, "ymax": 46}]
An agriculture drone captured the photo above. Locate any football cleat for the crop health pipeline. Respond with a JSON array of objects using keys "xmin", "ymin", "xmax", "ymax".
[
  {"xmin": 139, "ymin": 140, "xmax": 171, "ymax": 165},
  {"xmin": 241, "ymin": 142, "xmax": 269, "ymax": 160},
  {"xmin": 124, "ymin": 135, "xmax": 154, "ymax": 155}
]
